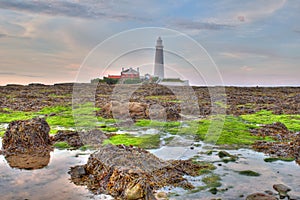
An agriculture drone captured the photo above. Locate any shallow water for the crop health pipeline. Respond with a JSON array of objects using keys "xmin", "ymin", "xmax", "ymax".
[
  {"xmin": 0, "ymin": 141, "xmax": 112, "ymax": 200},
  {"xmin": 151, "ymin": 146, "xmax": 300, "ymax": 199},
  {"xmin": 1, "ymin": 134, "xmax": 300, "ymax": 200}
]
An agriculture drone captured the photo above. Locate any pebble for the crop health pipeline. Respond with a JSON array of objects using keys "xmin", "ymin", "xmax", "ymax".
[
  {"xmin": 273, "ymin": 183, "xmax": 291, "ymax": 198},
  {"xmin": 246, "ymin": 193, "xmax": 278, "ymax": 200}
]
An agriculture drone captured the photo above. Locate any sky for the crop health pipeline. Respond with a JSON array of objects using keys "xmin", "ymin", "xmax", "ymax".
[{"xmin": 0, "ymin": 0, "xmax": 299, "ymax": 86}]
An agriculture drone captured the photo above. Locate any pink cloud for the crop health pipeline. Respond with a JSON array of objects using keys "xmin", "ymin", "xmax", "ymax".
[{"xmin": 240, "ymin": 65, "xmax": 254, "ymax": 72}]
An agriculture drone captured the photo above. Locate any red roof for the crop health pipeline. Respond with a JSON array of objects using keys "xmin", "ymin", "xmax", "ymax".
[{"xmin": 108, "ymin": 75, "xmax": 121, "ymax": 79}]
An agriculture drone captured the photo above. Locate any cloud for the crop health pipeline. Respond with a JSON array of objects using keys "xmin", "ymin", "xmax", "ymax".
[
  {"xmin": 212, "ymin": 0, "xmax": 287, "ymax": 24},
  {"xmin": 0, "ymin": 72, "xmax": 15, "ymax": 75},
  {"xmin": 219, "ymin": 51, "xmax": 269, "ymax": 59},
  {"xmin": 172, "ymin": 20, "xmax": 234, "ymax": 31},
  {"xmin": 294, "ymin": 29, "xmax": 300, "ymax": 34},
  {"xmin": 240, "ymin": 65, "xmax": 254, "ymax": 72},
  {"xmin": 0, "ymin": 72, "xmax": 43, "ymax": 78},
  {"xmin": 0, "ymin": 0, "xmax": 150, "ymax": 22},
  {"xmin": 0, "ymin": 33, "xmax": 8, "ymax": 38}
]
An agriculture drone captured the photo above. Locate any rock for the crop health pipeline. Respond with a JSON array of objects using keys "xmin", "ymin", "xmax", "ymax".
[
  {"xmin": 69, "ymin": 144, "xmax": 211, "ymax": 200},
  {"xmin": 218, "ymin": 150, "xmax": 238, "ymax": 162},
  {"xmin": 2, "ymin": 118, "xmax": 51, "ymax": 153},
  {"xmin": 52, "ymin": 129, "xmax": 109, "ymax": 149},
  {"xmin": 124, "ymin": 182, "xmax": 144, "ymax": 200},
  {"xmin": 70, "ymin": 166, "xmax": 86, "ymax": 178},
  {"xmin": 250, "ymin": 122, "xmax": 292, "ymax": 141},
  {"xmin": 101, "ymin": 101, "xmax": 149, "ymax": 121},
  {"xmin": 246, "ymin": 193, "xmax": 278, "ymax": 200},
  {"xmin": 273, "ymin": 184, "xmax": 291, "ymax": 198},
  {"xmin": 52, "ymin": 130, "xmax": 83, "ymax": 148},
  {"xmin": 218, "ymin": 151, "xmax": 232, "ymax": 158},
  {"xmin": 265, "ymin": 190, "xmax": 274, "ymax": 195},
  {"xmin": 155, "ymin": 191, "xmax": 168, "ymax": 199},
  {"xmin": 79, "ymin": 129, "xmax": 108, "ymax": 147}
]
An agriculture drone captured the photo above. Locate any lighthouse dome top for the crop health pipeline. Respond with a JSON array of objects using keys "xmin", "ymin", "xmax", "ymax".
[{"xmin": 156, "ymin": 36, "xmax": 163, "ymax": 48}]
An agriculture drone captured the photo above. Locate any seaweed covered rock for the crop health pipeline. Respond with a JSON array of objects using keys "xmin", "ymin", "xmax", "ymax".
[
  {"xmin": 52, "ymin": 130, "xmax": 83, "ymax": 148},
  {"xmin": 250, "ymin": 122, "xmax": 292, "ymax": 141},
  {"xmin": 52, "ymin": 129, "xmax": 108, "ymax": 149},
  {"xmin": 2, "ymin": 118, "xmax": 52, "ymax": 153},
  {"xmin": 252, "ymin": 125, "xmax": 300, "ymax": 163},
  {"xmin": 69, "ymin": 144, "xmax": 209, "ymax": 200},
  {"xmin": 79, "ymin": 129, "xmax": 109, "ymax": 147}
]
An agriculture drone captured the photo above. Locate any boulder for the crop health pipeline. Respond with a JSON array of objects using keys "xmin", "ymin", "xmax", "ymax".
[
  {"xmin": 79, "ymin": 129, "xmax": 109, "ymax": 147},
  {"xmin": 69, "ymin": 144, "xmax": 210, "ymax": 200},
  {"xmin": 52, "ymin": 130, "xmax": 83, "ymax": 148},
  {"xmin": 102, "ymin": 101, "xmax": 149, "ymax": 120},
  {"xmin": 2, "ymin": 118, "xmax": 51, "ymax": 153}
]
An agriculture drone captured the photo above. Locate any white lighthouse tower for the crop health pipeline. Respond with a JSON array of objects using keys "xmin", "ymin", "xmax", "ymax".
[{"xmin": 154, "ymin": 37, "xmax": 164, "ymax": 79}]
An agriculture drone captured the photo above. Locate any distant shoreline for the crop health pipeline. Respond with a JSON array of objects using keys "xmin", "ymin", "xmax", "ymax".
[{"xmin": 1, "ymin": 82, "xmax": 300, "ymax": 88}]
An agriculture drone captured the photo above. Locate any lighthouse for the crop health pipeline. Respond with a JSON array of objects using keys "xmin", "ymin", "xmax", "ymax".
[{"xmin": 154, "ymin": 37, "xmax": 164, "ymax": 79}]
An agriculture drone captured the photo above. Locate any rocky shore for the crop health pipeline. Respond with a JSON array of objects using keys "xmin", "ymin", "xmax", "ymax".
[
  {"xmin": 0, "ymin": 83, "xmax": 299, "ymax": 117},
  {"xmin": 0, "ymin": 83, "xmax": 299, "ymax": 199}
]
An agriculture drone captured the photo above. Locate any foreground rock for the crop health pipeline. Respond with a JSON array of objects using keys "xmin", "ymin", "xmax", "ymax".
[
  {"xmin": 1, "ymin": 118, "xmax": 52, "ymax": 169},
  {"xmin": 2, "ymin": 118, "xmax": 52, "ymax": 153},
  {"xmin": 69, "ymin": 144, "xmax": 210, "ymax": 200}
]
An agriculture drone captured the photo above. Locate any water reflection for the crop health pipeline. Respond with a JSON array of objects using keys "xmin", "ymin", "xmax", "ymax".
[
  {"xmin": 5, "ymin": 151, "xmax": 51, "ymax": 170},
  {"xmin": 0, "ymin": 147, "xmax": 102, "ymax": 200}
]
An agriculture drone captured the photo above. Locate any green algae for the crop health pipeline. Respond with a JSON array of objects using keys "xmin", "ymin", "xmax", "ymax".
[
  {"xmin": 237, "ymin": 170, "xmax": 260, "ymax": 177},
  {"xmin": 0, "ymin": 131, "xmax": 4, "ymax": 137},
  {"xmin": 100, "ymin": 127, "xmax": 118, "ymax": 132},
  {"xmin": 53, "ymin": 141, "xmax": 71, "ymax": 149},
  {"xmin": 103, "ymin": 134, "xmax": 161, "ymax": 149},
  {"xmin": 241, "ymin": 110, "xmax": 300, "ymax": 131},
  {"xmin": 264, "ymin": 157, "xmax": 295, "ymax": 162}
]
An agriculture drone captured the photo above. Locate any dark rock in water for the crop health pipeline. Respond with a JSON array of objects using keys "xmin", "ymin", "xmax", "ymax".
[
  {"xmin": 69, "ymin": 144, "xmax": 210, "ymax": 200},
  {"xmin": 218, "ymin": 151, "xmax": 232, "ymax": 158},
  {"xmin": 52, "ymin": 130, "xmax": 83, "ymax": 148},
  {"xmin": 52, "ymin": 129, "xmax": 108, "ymax": 149},
  {"xmin": 246, "ymin": 193, "xmax": 278, "ymax": 200},
  {"xmin": 79, "ymin": 129, "xmax": 108, "ymax": 147},
  {"xmin": 273, "ymin": 184, "xmax": 291, "ymax": 199},
  {"xmin": 70, "ymin": 165, "xmax": 86, "ymax": 178},
  {"xmin": 2, "ymin": 118, "xmax": 52, "ymax": 153},
  {"xmin": 218, "ymin": 150, "xmax": 238, "ymax": 162},
  {"xmin": 5, "ymin": 151, "xmax": 50, "ymax": 170}
]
